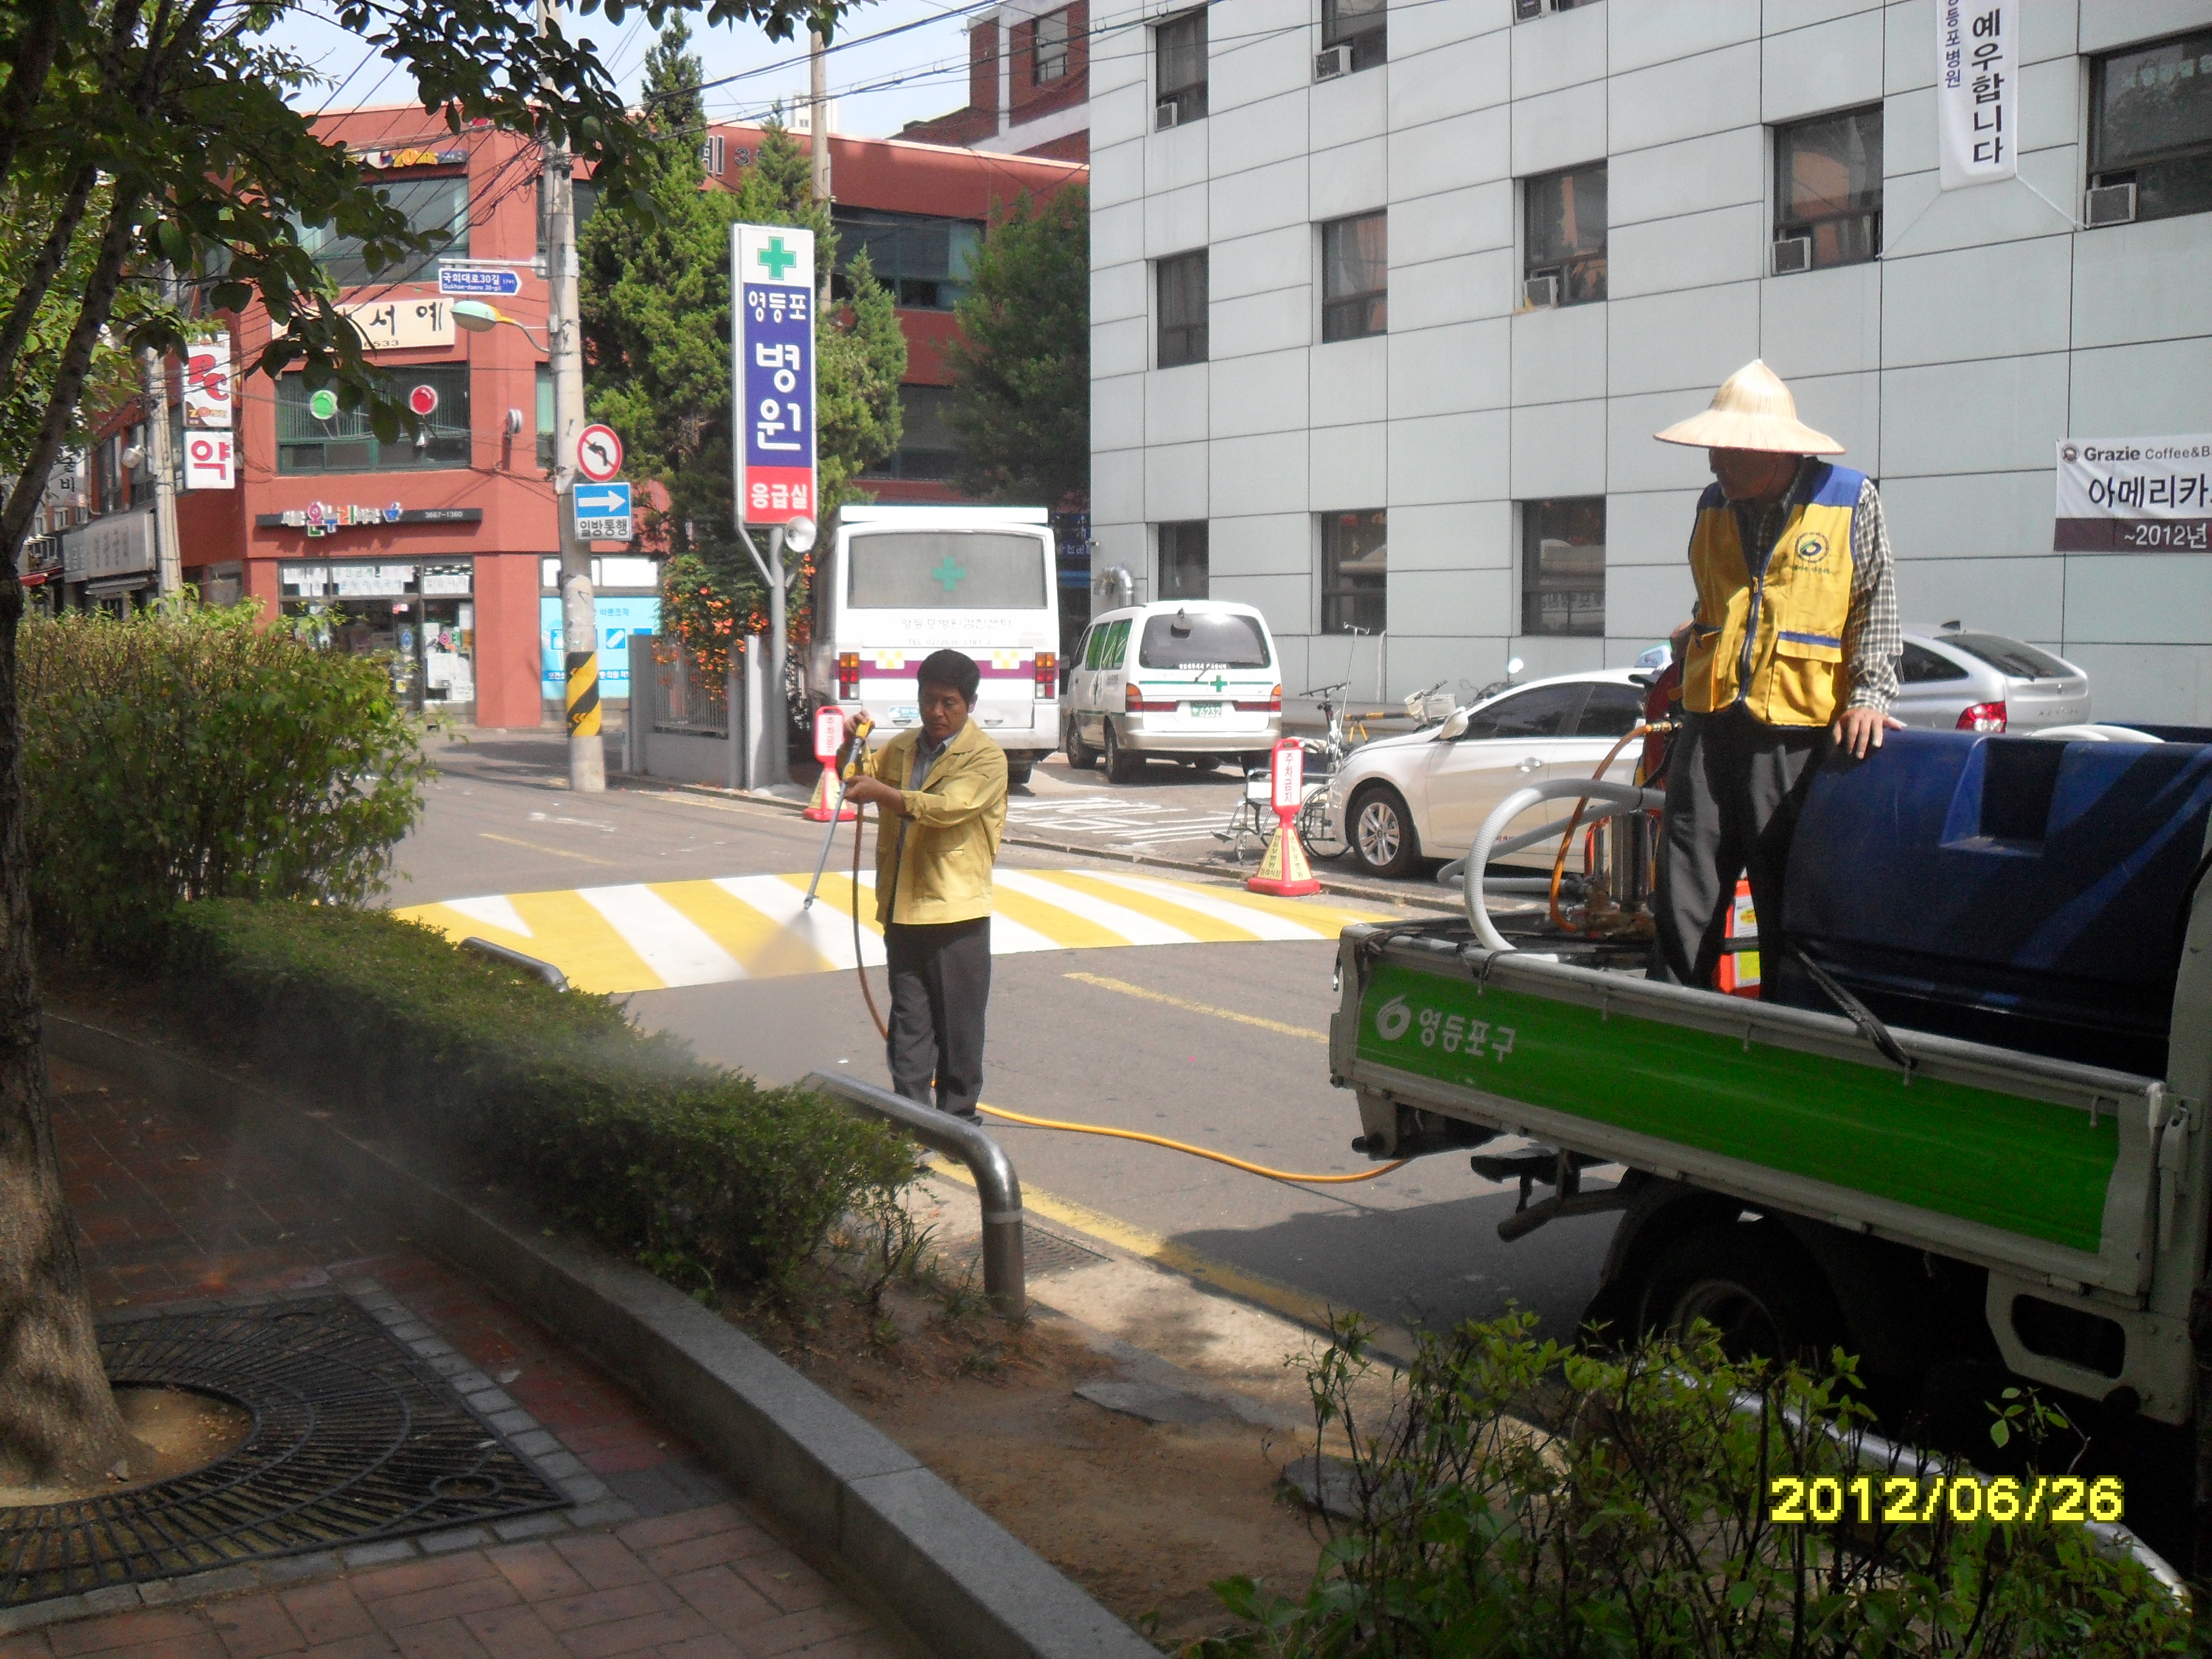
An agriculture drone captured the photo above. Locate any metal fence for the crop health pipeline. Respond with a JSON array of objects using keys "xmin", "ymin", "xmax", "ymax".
[{"xmin": 642, "ymin": 643, "xmax": 728, "ymax": 739}]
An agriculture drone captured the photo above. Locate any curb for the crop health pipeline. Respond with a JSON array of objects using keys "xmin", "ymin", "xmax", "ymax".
[{"xmin": 45, "ymin": 1014, "xmax": 1158, "ymax": 1659}]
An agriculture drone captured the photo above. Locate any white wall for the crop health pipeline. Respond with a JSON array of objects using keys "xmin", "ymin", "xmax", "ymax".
[{"xmin": 1090, "ymin": 0, "xmax": 2212, "ymax": 716}]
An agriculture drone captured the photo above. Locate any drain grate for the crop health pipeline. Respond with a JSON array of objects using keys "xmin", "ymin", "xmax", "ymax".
[
  {"xmin": 0, "ymin": 1295, "xmax": 566, "ymax": 1605},
  {"xmin": 948, "ymin": 1223, "xmax": 1108, "ymax": 1281}
]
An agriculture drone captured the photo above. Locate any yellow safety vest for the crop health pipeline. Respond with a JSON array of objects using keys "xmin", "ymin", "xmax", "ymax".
[{"xmin": 1681, "ymin": 461, "xmax": 1864, "ymax": 728}]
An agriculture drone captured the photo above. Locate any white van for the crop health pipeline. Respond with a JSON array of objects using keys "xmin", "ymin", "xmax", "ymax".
[
  {"xmin": 805, "ymin": 506, "xmax": 1060, "ymax": 783},
  {"xmin": 1064, "ymin": 600, "xmax": 1282, "ymax": 783}
]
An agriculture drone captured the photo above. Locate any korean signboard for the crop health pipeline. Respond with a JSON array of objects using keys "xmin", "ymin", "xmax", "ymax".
[
  {"xmin": 183, "ymin": 432, "xmax": 236, "ymax": 490},
  {"xmin": 277, "ymin": 298, "xmax": 452, "ymax": 352},
  {"xmin": 731, "ymin": 224, "xmax": 816, "ymax": 524},
  {"xmin": 1937, "ymin": 1, "xmax": 2017, "ymax": 189},
  {"xmin": 2056, "ymin": 435, "xmax": 2212, "ymax": 552},
  {"xmin": 184, "ymin": 338, "xmax": 232, "ymax": 429}
]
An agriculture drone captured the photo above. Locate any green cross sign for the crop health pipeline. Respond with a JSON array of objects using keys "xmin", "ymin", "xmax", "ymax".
[
  {"xmin": 930, "ymin": 556, "xmax": 967, "ymax": 593},
  {"xmin": 756, "ymin": 236, "xmax": 799, "ymax": 280},
  {"xmin": 1208, "ymin": 674, "xmax": 1228, "ymax": 691}
]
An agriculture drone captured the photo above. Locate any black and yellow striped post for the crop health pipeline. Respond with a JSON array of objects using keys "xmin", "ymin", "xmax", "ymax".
[{"xmin": 565, "ymin": 648, "xmax": 600, "ymax": 738}]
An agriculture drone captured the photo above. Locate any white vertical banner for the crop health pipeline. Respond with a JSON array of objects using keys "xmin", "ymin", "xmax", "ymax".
[
  {"xmin": 1937, "ymin": 1, "xmax": 2017, "ymax": 190},
  {"xmin": 182, "ymin": 432, "xmax": 235, "ymax": 490},
  {"xmin": 183, "ymin": 337, "xmax": 233, "ymax": 428}
]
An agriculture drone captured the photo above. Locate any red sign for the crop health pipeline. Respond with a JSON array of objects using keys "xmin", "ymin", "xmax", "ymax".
[
  {"xmin": 407, "ymin": 383, "xmax": 440, "ymax": 418},
  {"xmin": 1270, "ymin": 739, "xmax": 1305, "ymax": 816},
  {"xmin": 576, "ymin": 423, "xmax": 624, "ymax": 483},
  {"xmin": 813, "ymin": 705, "xmax": 846, "ymax": 763}
]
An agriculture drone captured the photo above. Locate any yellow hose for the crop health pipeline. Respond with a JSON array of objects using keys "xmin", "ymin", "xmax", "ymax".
[{"xmin": 849, "ymin": 801, "xmax": 1407, "ymax": 1187}]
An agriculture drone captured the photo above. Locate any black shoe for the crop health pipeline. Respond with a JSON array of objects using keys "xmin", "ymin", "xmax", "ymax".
[{"xmin": 943, "ymin": 1105, "xmax": 980, "ymax": 1123}]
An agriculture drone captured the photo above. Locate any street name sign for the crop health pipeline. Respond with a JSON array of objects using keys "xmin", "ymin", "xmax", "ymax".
[
  {"xmin": 731, "ymin": 223, "xmax": 817, "ymax": 525},
  {"xmin": 438, "ymin": 264, "xmax": 524, "ymax": 297},
  {"xmin": 574, "ymin": 481, "xmax": 633, "ymax": 543}
]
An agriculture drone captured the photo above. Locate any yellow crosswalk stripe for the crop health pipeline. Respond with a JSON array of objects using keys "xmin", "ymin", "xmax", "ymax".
[{"xmin": 394, "ymin": 870, "xmax": 1389, "ymax": 995}]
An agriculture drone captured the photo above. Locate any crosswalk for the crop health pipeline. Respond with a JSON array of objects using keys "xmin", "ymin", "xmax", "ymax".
[{"xmin": 394, "ymin": 869, "xmax": 1386, "ymax": 994}]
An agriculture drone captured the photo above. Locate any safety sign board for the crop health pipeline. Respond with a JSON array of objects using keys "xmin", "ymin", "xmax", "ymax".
[
  {"xmin": 438, "ymin": 264, "xmax": 524, "ymax": 297},
  {"xmin": 574, "ymin": 481, "xmax": 632, "ymax": 543},
  {"xmin": 814, "ymin": 705, "xmax": 846, "ymax": 763},
  {"xmin": 575, "ymin": 423, "xmax": 624, "ymax": 483},
  {"xmin": 731, "ymin": 223, "xmax": 817, "ymax": 525}
]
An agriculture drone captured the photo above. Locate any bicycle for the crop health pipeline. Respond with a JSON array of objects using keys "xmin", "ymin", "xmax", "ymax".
[{"xmin": 1212, "ymin": 681, "xmax": 1353, "ymax": 861}]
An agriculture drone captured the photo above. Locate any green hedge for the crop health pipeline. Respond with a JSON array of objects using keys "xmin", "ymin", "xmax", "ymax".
[{"xmin": 164, "ymin": 900, "xmax": 913, "ymax": 1293}]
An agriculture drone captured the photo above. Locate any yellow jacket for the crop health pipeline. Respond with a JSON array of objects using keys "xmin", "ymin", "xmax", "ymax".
[{"xmin": 864, "ymin": 719, "xmax": 1008, "ymax": 926}]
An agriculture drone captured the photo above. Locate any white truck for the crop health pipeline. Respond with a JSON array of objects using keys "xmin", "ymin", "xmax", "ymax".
[{"xmin": 804, "ymin": 506, "xmax": 1061, "ymax": 783}]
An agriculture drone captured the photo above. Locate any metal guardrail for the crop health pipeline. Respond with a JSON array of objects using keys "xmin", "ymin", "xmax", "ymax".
[
  {"xmin": 804, "ymin": 1070, "xmax": 1025, "ymax": 1318},
  {"xmin": 460, "ymin": 937, "xmax": 569, "ymax": 992}
]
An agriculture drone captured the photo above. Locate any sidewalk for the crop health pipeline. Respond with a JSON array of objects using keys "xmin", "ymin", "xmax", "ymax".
[{"xmin": 3, "ymin": 1055, "xmax": 917, "ymax": 1659}]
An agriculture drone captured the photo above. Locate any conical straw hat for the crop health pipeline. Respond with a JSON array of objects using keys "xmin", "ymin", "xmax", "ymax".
[{"xmin": 1653, "ymin": 360, "xmax": 1843, "ymax": 455}]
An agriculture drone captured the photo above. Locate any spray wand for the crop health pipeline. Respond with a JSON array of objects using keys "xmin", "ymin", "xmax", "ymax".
[{"xmin": 802, "ymin": 713, "xmax": 875, "ymax": 910}]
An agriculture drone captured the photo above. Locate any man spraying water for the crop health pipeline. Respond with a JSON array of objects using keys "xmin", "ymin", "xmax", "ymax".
[{"xmin": 840, "ymin": 650, "xmax": 1009, "ymax": 1121}]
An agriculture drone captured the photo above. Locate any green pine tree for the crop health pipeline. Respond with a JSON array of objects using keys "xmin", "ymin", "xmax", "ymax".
[{"xmin": 945, "ymin": 184, "xmax": 1088, "ymax": 508}]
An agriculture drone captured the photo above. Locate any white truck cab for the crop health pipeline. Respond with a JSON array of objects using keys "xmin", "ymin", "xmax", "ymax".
[{"xmin": 806, "ymin": 506, "xmax": 1060, "ymax": 784}]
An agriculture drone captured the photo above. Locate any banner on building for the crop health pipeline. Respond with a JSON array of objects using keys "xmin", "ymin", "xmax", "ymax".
[
  {"xmin": 184, "ymin": 339, "xmax": 232, "ymax": 428},
  {"xmin": 2055, "ymin": 435, "xmax": 2212, "ymax": 552},
  {"xmin": 1937, "ymin": 2, "xmax": 2017, "ymax": 189},
  {"xmin": 731, "ymin": 223, "xmax": 817, "ymax": 525},
  {"xmin": 183, "ymin": 431, "xmax": 236, "ymax": 490},
  {"xmin": 276, "ymin": 298, "xmax": 452, "ymax": 352}
]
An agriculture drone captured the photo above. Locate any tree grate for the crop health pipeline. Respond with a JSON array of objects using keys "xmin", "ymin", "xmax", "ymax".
[{"xmin": 0, "ymin": 1295, "xmax": 566, "ymax": 1605}]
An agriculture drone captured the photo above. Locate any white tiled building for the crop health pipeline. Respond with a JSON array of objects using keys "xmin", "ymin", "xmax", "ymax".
[{"xmin": 1086, "ymin": 0, "xmax": 2212, "ymax": 721}]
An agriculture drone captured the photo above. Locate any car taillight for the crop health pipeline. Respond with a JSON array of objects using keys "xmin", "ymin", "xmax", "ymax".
[
  {"xmin": 1125, "ymin": 684, "xmax": 1175, "ymax": 713},
  {"xmin": 1034, "ymin": 652, "xmax": 1056, "ymax": 695},
  {"xmin": 1236, "ymin": 683, "xmax": 1282, "ymax": 712},
  {"xmin": 1957, "ymin": 700, "xmax": 2006, "ymax": 733},
  {"xmin": 837, "ymin": 652, "xmax": 860, "ymax": 699}
]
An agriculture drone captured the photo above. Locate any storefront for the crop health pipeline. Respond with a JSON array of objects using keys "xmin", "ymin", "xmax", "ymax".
[
  {"xmin": 538, "ymin": 554, "xmax": 661, "ymax": 717},
  {"xmin": 60, "ymin": 504, "xmax": 156, "ymax": 614},
  {"xmin": 281, "ymin": 558, "xmax": 478, "ymax": 715}
]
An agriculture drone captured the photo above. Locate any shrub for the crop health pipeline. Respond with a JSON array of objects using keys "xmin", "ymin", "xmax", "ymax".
[
  {"xmin": 1197, "ymin": 1315, "xmax": 2191, "ymax": 1658},
  {"xmin": 19, "ymin": 603, "xmax": 431, "ymax": 953},
  {"xmin": 165, "ymin": 900, "xmax": 914, "ymax": 1294}
]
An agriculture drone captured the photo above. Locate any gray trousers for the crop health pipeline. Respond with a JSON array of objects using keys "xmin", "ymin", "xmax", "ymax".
[
  {"xmin": 885, "ymin": 917, "xmax": 992, "ymax": 1117},
  {"xmin": 1649, "ymin": 708, "xmax": 1827, "ymax": 994}
]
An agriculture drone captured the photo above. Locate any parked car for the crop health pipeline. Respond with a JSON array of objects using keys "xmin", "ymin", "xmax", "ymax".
[
  {"xmin": 1326, "ymin": 670, "xmax": 1647, "ymax": 879},
  {"xmin": 1063, "ymin": 601, "xmax": 1283, "ymax": 782},
  {"xmin": 1892, "ymin": 626, "xmax": 2091, "ymax": 733}
]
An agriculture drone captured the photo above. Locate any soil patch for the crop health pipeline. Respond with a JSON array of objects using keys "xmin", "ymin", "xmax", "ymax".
[{"xmin": 0, "ymin": 1386, "xmax": 252, "ymax": 1507}]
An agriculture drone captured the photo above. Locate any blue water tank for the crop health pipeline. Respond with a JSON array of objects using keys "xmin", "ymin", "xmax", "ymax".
[{"xmin": 1774, "ymin": 730, "xmax": 2212, "ymax": 1076}]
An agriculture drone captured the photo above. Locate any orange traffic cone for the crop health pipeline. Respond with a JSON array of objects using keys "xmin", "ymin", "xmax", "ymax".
[
  {"xmin": 802, "ymin": 763, "xmax": 857, "ymax": 823},
  {"xmin": 1248, "ymin": 817, "xmax": 1321, "ymax": 897},
  {"xmin": 1715, "ymin": 878, "xmax": 1759, "ymax": 997}
]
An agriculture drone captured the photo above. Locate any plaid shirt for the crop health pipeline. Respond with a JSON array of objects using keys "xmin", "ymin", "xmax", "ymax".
[{"xmin": 1717, "ymin": 461, "xmax": 1900, "ymax": 714}]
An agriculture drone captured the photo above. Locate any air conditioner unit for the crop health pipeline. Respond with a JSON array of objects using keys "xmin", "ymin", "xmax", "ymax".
[
  {"xmin": 2084, "ymin": 181, "xmax": 2137, "ymax": 227},
  {"xmin": 1513, "ymin": 0, "xmax": 1542, "ymax": 16},
  {"xmin": 1314, "ymin": 47, "xmax": 1347, "ymax": 79},
  {"xmin": 1155, "ymin": 101, "xmax": 1181, "ymax": 130},
  {"xmin": 1523, "ymin": 272, "xmax": 1560, "ymax": 309},
  {"xmin": 1771, "ymin": 235, "xmax": 1812, "ymax": 275}
]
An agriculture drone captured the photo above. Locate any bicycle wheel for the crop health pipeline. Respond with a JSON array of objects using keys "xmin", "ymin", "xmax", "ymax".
[{"xmin": 1298, "ymin": 794, "xmax": 1347, "ymax": 859}]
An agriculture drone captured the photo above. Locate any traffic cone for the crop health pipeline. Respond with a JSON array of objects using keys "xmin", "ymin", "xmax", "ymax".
[
  {"xmin": 1248, "ymin": 816, "xmax": 1321, "ymax": 896},
  {"xmin": 802, "ymin": 763, "xmax": 857, "ymax": 823}
]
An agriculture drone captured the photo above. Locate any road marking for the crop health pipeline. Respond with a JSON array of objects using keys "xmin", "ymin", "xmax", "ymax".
[
  {"xmin": 396, "ymin": 870, "xmax": 1386, "ymax": 994},
  {"xmin": 1064, "ymin": 972, "xmax": 1327, "ymax": 1042},
  {"xmin": 478, "ymin": 832, "xmax": 617, "ymax": 865}
]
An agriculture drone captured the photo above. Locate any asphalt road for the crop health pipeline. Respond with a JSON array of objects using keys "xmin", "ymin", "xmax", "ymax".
[{"xmin": 392, "ymin": 730, "xmax": 1618, "ymax": 1339}]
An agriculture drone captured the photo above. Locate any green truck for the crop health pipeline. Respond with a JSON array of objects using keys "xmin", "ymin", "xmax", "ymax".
[{"xmin": 1327, "ymin": 728, "xmax": 2212, "ymax": 1569}]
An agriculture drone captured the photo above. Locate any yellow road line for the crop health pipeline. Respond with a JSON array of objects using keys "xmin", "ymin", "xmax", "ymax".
[
  {"xmin": 1064, "ymin": 971, "xmax": 1327, "ymax": 1042},
  {"xmin": 504, "ymin": 890, "xmax": 662, "ymax": 993},
  {"xmin": 1031, "ymin": 870, "xmax": 1264, "ymax": 942},
  {"xmin": 478, "ymin": 832, "xmax": 617, "ymax": 866}
]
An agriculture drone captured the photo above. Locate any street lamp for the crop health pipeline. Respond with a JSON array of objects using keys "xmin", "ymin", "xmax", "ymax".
[{"xmin": 451, "ymin": 300, "xmax": 548, "ymax": 348}]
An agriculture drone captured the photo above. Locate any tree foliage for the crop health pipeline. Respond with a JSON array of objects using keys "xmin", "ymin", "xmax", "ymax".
[{"xmin": 945, "ymin": 184, "xmax": 1088, "ymax": 509}]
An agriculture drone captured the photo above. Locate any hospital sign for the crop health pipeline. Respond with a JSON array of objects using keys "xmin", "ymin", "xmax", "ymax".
[{"xmin": 731, "ymin": 224, "xmax": 817, "ymax": 526}]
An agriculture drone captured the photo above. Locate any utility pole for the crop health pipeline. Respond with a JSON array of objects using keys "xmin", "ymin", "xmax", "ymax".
[
  {"xmin": 541, "ymin": 0, "xmax": 602, "ymax": 791},
  {"xmin": 809, "ymin": 29, "xmax": 831, "ymax": 207},
  {"xmin": 143, "ymin": 263, "xmax": 182, "ymax": 601}
]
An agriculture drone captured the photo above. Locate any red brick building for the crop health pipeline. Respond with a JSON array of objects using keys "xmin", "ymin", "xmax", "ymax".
[
  {"xmin": 900, "ymin": 2, "xmax": 1091, "ymax": 162},
  {"xmin": 60, "ymin": 107, "xmax": 1082, "ymax": 729}
]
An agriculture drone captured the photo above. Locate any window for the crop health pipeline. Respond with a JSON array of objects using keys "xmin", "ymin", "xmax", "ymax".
[
  {"xmin": 1461, "ymin": 682, "xmax": 1584, "ymax": 741},
  {"xmin": 1156, "ymin": 250, "xmax": 1208, "ymax": 367},
  {"xmin": 1524, "ymin": 163, "xmax": 1607, "ymax": 305},
  {"xmin": 1322, "ymin": 0, "xmax": 1386, "ymax": 71},
  {"xmin": 1775, "ymin": 107, "xmax": 1882, "ymax": 269},
  {"xmin": 1140, "ymin": 610, "xmax": 1269, "ymax": 669},
  {"xmin": 845, "ymin": 531, "xmax": 1048, "ymax": 609},
  {"xmin": 1033, "ymin": 7, "xmax": 1071, "ymax": 84},
  {"xmin": 1521, "ymin": 498, "xmax": 1604, "ymax": 637},
  {"xmin": 831, "ymin": 209, "xmax": 982, "ymax": 309},
  {"xmin": 1577, "ymin": 683, "xmax": 1646, "ymax": 737},
  {"xmin": 1081, "ymin": 623, "xmax": 1108, "ymax": 669},
  {"xmin": 1156, "ymin": 9, "xmax": 1208, "ymax": 126},
  {"xmin": 1158, "ymin": 521, "xmax": 1209, "ymax": 599},
  {"xmin": 1901, "ymin": 642, "xmax": 1971, "ymax": 683},
  {"xmin": 861, "ymin": 384, "xmax": 960, "ymax": 480},
  {"xmin": 2091, "ymin": 29, "xmax": 2212, "ymax": 223},
  {"xmin": 1101, "ymin": 617, "xmax": 1132, "ymax": 668},
  {"xmin": 297, "ymin": 175, "xmax": 468, "ymax": 289},
  {"xmin": 276, "ymin": 366, "xmax": 472, "ymax": 474},
  {"xmin": 1321, "ymin": 509, "xmax": 1386, "ymax": 635},
  {"xmin": 1321, "ymin": 212, "xmax": 1387, "ymax": 341},
  {"xmin": 535, "ymin": 364, "xmax": 554, "ymax": 471},
  {"xmin": 1944, "ymin": 633, "xmax": 2076, "ymax": 680},
  {"xmin": 1515, "ymin": 0, "xmax": 1595, "ymax": 16}
]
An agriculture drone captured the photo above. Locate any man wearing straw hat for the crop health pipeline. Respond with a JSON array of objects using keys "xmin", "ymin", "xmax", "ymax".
[{"xmin": 1647, "ymin": 360, "xmax": 1902, "ymax": 994}]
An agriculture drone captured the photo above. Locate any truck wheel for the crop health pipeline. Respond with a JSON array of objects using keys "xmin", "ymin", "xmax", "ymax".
[
  {"xmin": 1638, "ymin": 1219, "xmax": 1845, "ymax": 1365},
  {"xmin": 1104, "ymin": 722, "xmax": 1143, "ymax": 783},
  {"xmin": 1348, "ymin": 784, "xmax": 1419, "ymax": 879},
  {"xmin": 1065, "ymin": 716, "xmax": 1098, "ymax": 771}
]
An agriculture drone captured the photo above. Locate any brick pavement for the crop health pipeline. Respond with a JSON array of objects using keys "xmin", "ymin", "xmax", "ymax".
[{"xmin": 0, "ymin": 1056, "xmax": 920, "ymax": 1659}]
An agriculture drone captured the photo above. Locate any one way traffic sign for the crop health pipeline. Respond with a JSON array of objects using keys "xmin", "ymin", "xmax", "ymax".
[{"xmin": 574, "ymin": 481, "xmax": 632, "ymax": 543}]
